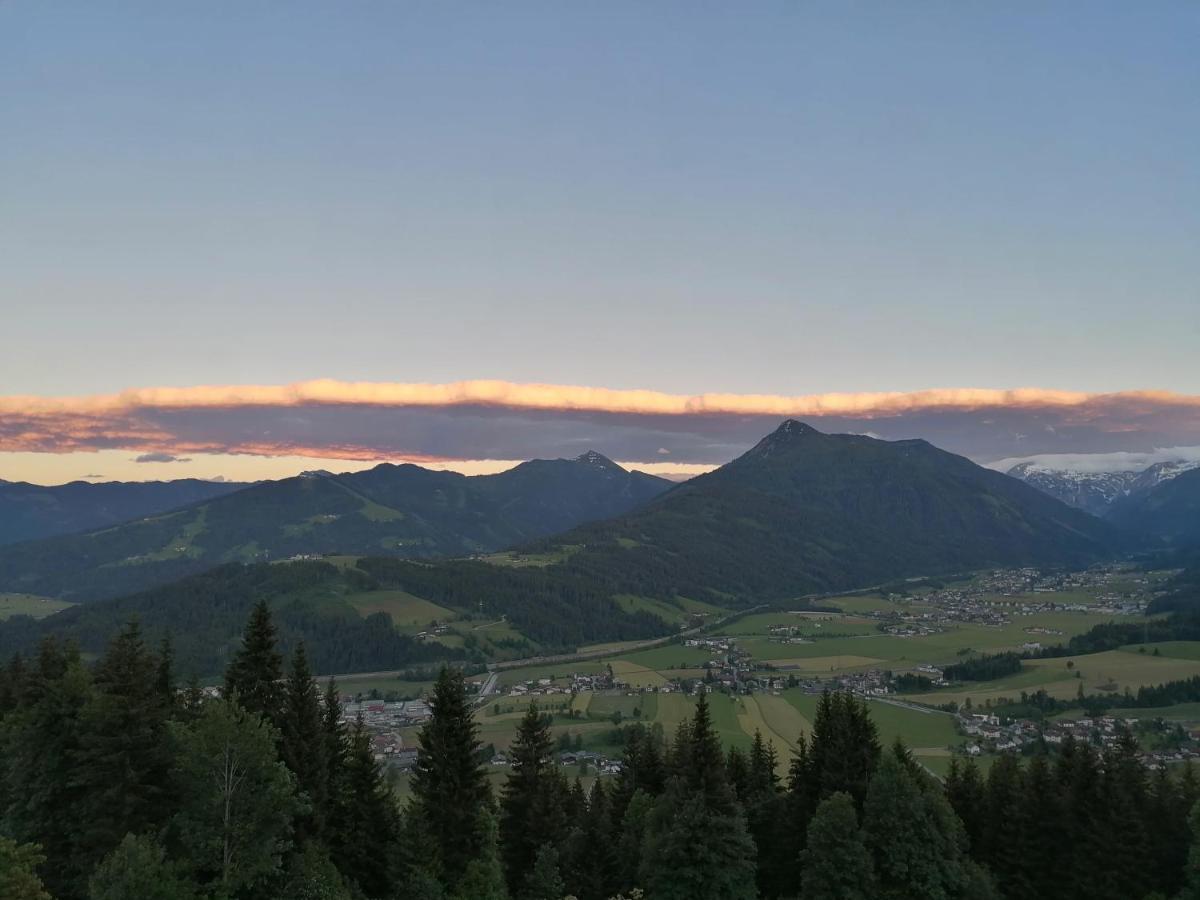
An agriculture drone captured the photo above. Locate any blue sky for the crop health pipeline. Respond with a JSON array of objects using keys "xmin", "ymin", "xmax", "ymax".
[{"xmin": 1, "ymin": 3, "xmax": 1198, "ymax": 481}]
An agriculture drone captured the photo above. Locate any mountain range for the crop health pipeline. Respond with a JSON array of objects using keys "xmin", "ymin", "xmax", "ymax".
[
  {"xmin": 0, "ymin": 477, "xmax": 247, "ymax": 545},
  {"xmin": 0, "ymin": 420, "xmax": 1128, "ymax": 676},
  {"xmin": 0, "ymin": 453, "xmax": 670, "ymax": 602},
  {"xmin": 1006, "ymin": 459, "xmax": 1200, "ymax": 518},
  {"xmin": 1107, "ymin": 467, "xmax": 1200, "ymax": 547}
]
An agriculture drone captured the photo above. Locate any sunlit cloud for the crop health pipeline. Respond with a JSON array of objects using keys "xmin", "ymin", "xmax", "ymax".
[{"xmin": 2, "ymin": 380, "xmax": 1199, "ymax": 478}]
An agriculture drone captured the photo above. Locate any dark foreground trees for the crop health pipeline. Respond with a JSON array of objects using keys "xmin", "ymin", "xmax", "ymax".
[{"xmin": 5, "ymin": 607, "xmax": 1200, "ymax": 900}]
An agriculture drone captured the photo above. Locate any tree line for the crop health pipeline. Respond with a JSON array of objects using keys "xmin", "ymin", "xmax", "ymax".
[{"xmin": 6, "ymin": 606, "xmax": 1200, "ymax": 898}]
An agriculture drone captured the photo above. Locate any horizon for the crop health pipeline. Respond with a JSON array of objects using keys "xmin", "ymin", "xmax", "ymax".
[{"xmin": 4, "ymin": 3, "xmax": 1199, "ymax": 484}]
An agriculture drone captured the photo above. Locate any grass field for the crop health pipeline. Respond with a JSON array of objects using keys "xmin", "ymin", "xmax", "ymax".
[
  {"xmin": 0, "ymin": 593, "xmax": 75, "ymax": 620},
  {"xmin": 903, "ymin": 650, "xmax": 1200, "ymax": 707},
  {"xmin": 343, "ymin": 590, "xmax": 457, "ymax": 630}
]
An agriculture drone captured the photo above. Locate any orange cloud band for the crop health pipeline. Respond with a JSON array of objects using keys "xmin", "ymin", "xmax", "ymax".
[
  {"xmin": 4, "ymin": 379, "xmax": 1199, "ymax": 420},
  {"xmin": 2, "ymin": 380, "xmax": 1199, "ymax": 462}
]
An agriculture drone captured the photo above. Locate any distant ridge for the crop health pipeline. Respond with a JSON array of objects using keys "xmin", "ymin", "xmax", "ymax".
[
  {"xmin": 0, "ymin": 455, "xmax": 672, "ymax": 601},
  {"xmin": 0, "ymin": 477, "xmax": 248, "ymax": 546}
]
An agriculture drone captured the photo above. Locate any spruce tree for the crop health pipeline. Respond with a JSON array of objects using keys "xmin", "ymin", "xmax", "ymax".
[
  {"xmin": 223, "ymin": 599, "xmax": 284, "ymax": 725},
  {"xmin": 800, "ymin": 791, "xmax": 876, "ymax": 900},
  {"xmin": 411, "ymin": 667, "xmax": 490, "ymax": 892},
  {"xmin": 640, "ymin": 696, "xmax": 757, "ymax": 900},
  {"xmin": 281, "ymin": 642, "xmax": 329, "ymax": 842},
  {"xmin": 944, "ymin": 757, "xmax": 986, "ymax": 854},
  {"xmin": 979, "ymin": 753, "xmax": 1029, "ymax": 898},
  {"xmin": 2, "ymin": 648, "xmax": 94, "ymax": 897},
  {"xmin": 74, "ymin": 621, "xmax": 173, "ymax": 873},
  {"xmin": 329, "ymin": 716, "xmax": 401, "ymax": 898},
  {"xmin": 1100, "ymin": 729, "xmax": 1149, "ymax": 900},
  {"xmin": 1017, "ymin": 749, "xmax": 1063, "ymax": 900},
  {"xmin": 500, "ymin": 703, "xmax": 569, "ymax": 893}
]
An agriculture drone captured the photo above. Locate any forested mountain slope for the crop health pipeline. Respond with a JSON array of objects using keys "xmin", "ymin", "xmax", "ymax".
[
  {"xmin": 0, "ymin": 476, "xmax": 247, "ymax": 545},
  {"xmin": 0, "ymin": 454, "xmax": 670, "ymax": 602},
  {"xmin": 511, "ymin": 421, "xmax": 1120, "ymax": 604}
]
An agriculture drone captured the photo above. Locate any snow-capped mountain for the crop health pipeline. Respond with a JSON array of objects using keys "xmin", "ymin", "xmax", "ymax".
[{"xmin": 1006, "ymin": 458, "xmax": 1200, "ymax": 517}]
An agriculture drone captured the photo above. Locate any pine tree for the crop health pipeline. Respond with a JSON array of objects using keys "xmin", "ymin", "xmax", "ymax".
[
  {"xmin": 74, "ymin": 621, "xmax": 174, "ymax": 873},
  {"xmin": 944, "ymin": 757, "xmax": 986, "ymax": 854},
  {"xmin": 223, "ymin": 599, "xmax": 284, "ymax": 725},
  {"xmin": 2, "ymin": 646, "xmax": 94, "ymax": 897},
  {"xmin": 1017, "ymin": 749, "xmax": 1063, "ymax": 900},
  {"xmin": 1146, "ymin": 763, "xmax": 1190, "ymax": 898},
  {"xmin": 640, "ymin": 697, "xmax": 757, "ymax": 900},
  {"xmin": 329, "ymin": 716, "xmax": 402, "ymax": 898},
  {"xmin": 979, "ymin": 753, "xmax": 1029, "ymax": 898},
  {"xmin": 1100, "ymin": 729, "xmax": 1149, "ymax": 900},
  {"xmin": 800, "ymin": 791, "xmax": 876, "ymax": 900},
  {"xmin": 640, "ymin": 778, "xmax": 758, "ymax": 900},
  {"xmin": 410, "ymin": 667, "xmax": 491, "ymax": 892},
  {"xmin": 745, "ymin": 729, "xmax": 785, "ymax": 899},
  {"xmin": 500, "ymin": 703, "xmax": 570, "ymax": 893},
  {"xmin": 281, "ymin": 642, "xmax": 329, "ymax": 842}
]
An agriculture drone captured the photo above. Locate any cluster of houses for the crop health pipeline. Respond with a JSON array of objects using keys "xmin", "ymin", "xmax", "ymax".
[{"xmin": 957, "ymin": 711, "xmax": 1200, "ymax": 768}]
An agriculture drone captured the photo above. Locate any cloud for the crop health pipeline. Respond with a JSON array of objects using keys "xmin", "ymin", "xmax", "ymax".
[
  {"xmin": 988, "ymin": 446, "xmax": 1200, "ymax": 474},
  {"xmin": 133, "ymin": 452, "xmax": 192, "ymax": 464},
  {"xmin": 1, "ymin": 379, "xmax": 1199, "ymax": 466},
  {"xmin": 84, "ymin": 473, "xmax": 104, "ymax": 479},
  {"xmin": 656, "ymin": 447, "xmax": 671, "ymax": 455}
]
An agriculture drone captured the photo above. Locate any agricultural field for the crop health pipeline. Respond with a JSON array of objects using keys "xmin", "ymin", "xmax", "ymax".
[
  {"xmin": 0, "ymin": 593, "xmax": 75, "ymax": 620},
  {"xmin": 902, "ymin": 650, "xmax": 1200, "ymax": 707}
]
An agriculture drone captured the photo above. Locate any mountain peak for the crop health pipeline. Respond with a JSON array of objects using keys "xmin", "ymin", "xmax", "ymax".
[
  {"xmin": 774, "ymin": 419, "xmax": 820, "ymax": 437},
  {"xmin": 575, "ymin": 450, "xmax": 622, "ymax": 470}
]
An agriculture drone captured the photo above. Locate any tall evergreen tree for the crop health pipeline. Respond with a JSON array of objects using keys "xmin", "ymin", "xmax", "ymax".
[
  {"xmin": 280, "ymin": 642, "xmax": 328, "ymax": 843},
  {"xmin": 410, "ymin": 667, "xmax": 490, "ymax": 893},
  {"xmin": 944, "ymin": 757, "xmax": 986, "ymax": 854},
  {"xmin": 2, "ymin": 646, "xmax": 94, "ymax": 897},
  {"xmin": 329, "ymin": 716, "xmax": 402, "ymax": 898},
  {"xmin": 74, "ymin": 621, "xmax": 173, "ymax": 874},
  {"xmin": 979, "ymin": 753, "xmax": 1029, "ymax": 898},
  {"xmin": 640, "ymin": 695, "xmax": 757, "ymax": 900},
  {"xmin": 223, "ymin": 599, "xmax": 284, "ymax": 725},
  {"xmin": 500, "ymin": 703, "xmax": 570, "ymax": 893},
  {"xmin": 1017, "ymin": 749, "xmax": 1063, "ymax": 900},
  {"xmin": 800, "ymin": 791, "xmax": 876, "ymax": 900}
]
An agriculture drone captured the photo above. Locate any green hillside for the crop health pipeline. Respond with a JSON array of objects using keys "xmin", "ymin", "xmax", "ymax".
[{"xmin": 0, "ymin": 454, "xmax": 670, "ymax": 602}]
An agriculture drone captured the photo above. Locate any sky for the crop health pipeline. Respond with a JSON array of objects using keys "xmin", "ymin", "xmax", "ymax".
[{"xmin": 2, "ymin": 3, "xmax": 1198, "ymax": 484}]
